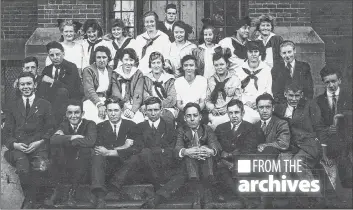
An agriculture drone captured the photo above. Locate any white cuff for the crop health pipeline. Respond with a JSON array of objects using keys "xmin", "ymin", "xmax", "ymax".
[
  {"xmin": 96, "ymin": 101, "xmax": 104, "ymax": 108},
  {"xmin": 179, "ymin": 148, "xmax": 185, "ymax": 158}
]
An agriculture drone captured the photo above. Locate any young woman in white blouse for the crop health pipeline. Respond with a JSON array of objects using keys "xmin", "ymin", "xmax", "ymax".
[
  {"xmin": 135, "ymin": 11, "xmax": 171, "ymax": 75},
  {"xmin": 45, "ymin": 20, "xmax": 84, "ymax": 78},
  {"xmin": 234, "ymin": 40, "xmax": 272, "ymax": 123},
  {"xmin": 82, "ymin": 46, "xmax": 113, "ymax": 124},
  {"xmin": 108, "ymin": 19, "xmax": 137, "ymax": 70},
  {"xmin": 174, "ymin": 54, "xmax": 208, "ymax": 125},
  {"xmin": 192, "ymin": 18, "xmax": 221, "ymax": 79},
  {"xmin": 81, "ymin": 19, "xmax": 112, "ymax": 69},
  {"xmin": 166, "ymin": 20, "xmax": 197, "ymax": 77}
]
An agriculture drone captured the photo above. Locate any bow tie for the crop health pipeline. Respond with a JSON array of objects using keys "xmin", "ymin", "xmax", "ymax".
[
  {"xmin": 153, "ymin": 81, "xmax": 167, "ymax": 99},
  {"xmin": 210, "ymin": 78, "xmax": 230, "ymax": 104}
]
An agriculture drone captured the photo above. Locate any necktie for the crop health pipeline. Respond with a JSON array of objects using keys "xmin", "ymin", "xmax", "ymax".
[
  {"xmin": 73, "ymin": 125, "xmax": 78, "ymax": 133},
  {"xmin": 88, "ymin": 39, "xmax": 103, "ymax": 65},
  {"xmin": 261, "ymin": 121, "xmax": 267, "ymax": 132},
  {"xmin": 332, "ymin": 94, "xmax": 337, "ymax": 114},
  {"xmin": 113, "ymin": 124, "xmax": 117, "ymax": 136},
  {"xmin": 153, "ymin": 81, "xmax": 167, "ymax": 99},
  {"xmin": 141, "ymin": 35, "xmax": 160, "ymax": 59},
  {"xmin": 54, "ymin": 66, "xmax": 60, "ymax": 80},
  {"xmin": 292, "ymin": 106, "xmax": 296, "ymax": 118},
  {"xmin": 241, "ymin": 68, "xmax": 263, "ymax": 90},
  {"xmin": 192, "ymin": 130, "xmax": 200, "ymax": 147},
  {"xmin": 287, "ymin": 63, "xmax": 292, "ymax": 77},
  {"xmin": 25, "ymin": 98, "xmax": 30, "ymax": 116},
  {"xmin": 210, "ymin": 78, "xmax": 230, "ymax": 104},
  {"xmin": 152, "ymin": 123, "xmax": 157, "ymax": 136}
]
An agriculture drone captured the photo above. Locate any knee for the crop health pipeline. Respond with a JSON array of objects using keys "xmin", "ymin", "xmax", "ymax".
[{"xmin": 32, "ymin": 157, "xmax": 50, "ymax": 172}]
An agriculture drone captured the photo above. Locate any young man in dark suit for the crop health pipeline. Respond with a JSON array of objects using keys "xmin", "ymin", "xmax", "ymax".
[
  {"xmin": 3, "ymin": 72, "xmax": 54, "ymax": 208},
  {"xmin": 44, "ymin": 99, "xmax": 97, "ymax": 207},
  {"xmin": 13, "ymin": 57, "xmax": 42, "ymax": 95},
  {"xmin": 215, "ymin": 99, "xmax": 261, "ymax": 208},
  {"xmin": 274, "ymin": 83, "xmax": 325, "ymax": 208},
  {"xmin": 272, "ymin": 40, "xmax": 314, "ymax": 103},
  {"xmin": 157, "ymin": 3, "xmax": 177, "ymax": 42},
  {"xmin": 315, "ymin": 66, "xmax": 352, "ymax": 186},
  {"xmin": 37, "ymin": 41, "xmax": 83, "ymax": 126},
  {"xmin": 255, "ymin": 93, "xmax": 291, "ymax": 208},
  {"xmin": 90, "ymin": 98, "xmax": 137, "ymax": 208}
]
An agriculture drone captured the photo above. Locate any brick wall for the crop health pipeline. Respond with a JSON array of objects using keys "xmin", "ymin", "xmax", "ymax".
[
  {"xmin": 1, "ymin": 0, "xmax": 38, "ymax": 39},
  {"xmin": 37, "ymin": 0, "xmax": 103, "ymax": 28},
  {"xmin": 248, "ymin": 0, "xmax": 311, "ymax": 26}
]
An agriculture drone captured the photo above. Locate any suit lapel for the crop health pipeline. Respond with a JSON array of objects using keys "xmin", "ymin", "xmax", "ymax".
[
  {"xmin": 337, "ymin": 89, "xmax": 346, "ymax": 111},
  {"xmin": 233, "ymin": 122, "xmax": 243, "ymax": 138},
  {"xmin": 27, "ymin": 97, "xmax": 40, "ymax": 118},
  {"xmin": 292, "ymin": 60, "xmax": 301, "ymax": 80},
  {"xmin": 265, "ymin": 117, "xmax": 275, "ymax": 137},
  {"xmin": 17, "ymin": 97, "xmax": 26, "ymax": 117},
  {"xmin": 185, "ymin": 127, "xmax": 194, "ymax": 143}
]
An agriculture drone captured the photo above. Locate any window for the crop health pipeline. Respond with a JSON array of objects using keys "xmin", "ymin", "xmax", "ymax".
[
  {"xmin": 207, "ymin": 0, "xmax": 249, "ymax": 39},
  {"xmin": 104, "ymin": 0, "xmax": 143, "ymax": 38}
]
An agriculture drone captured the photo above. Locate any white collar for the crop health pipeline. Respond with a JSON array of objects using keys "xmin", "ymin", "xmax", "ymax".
[
  {"xmin": 141, "ymin": 30, "xmax": 163, "ymax": 39},
  {"xmin": 71, "ymin": 119, "xmax": 83, "ymax": 131},
  {"xmin": 231, "ymin": 121, "xmax": 242, "ymax": 130},
  {"xmin": 149, "ymin": 118, "xmax": 161, "ymax": 128},
  {"xmin": 146, "ymin": 71, "xmax": 174, "ymax": 83},
  {"xmin": 285, "ymin": 59, "xmax": 295, "ymax": 68},
  {"xmin": 199, "ymin": 43, "xmax": 220, "ymax": 51},
  {"xmin": 191, "ymin": 125, "xmax": 200, "ymax": 134},
  {"xmin": 98, "ymin": 67, "xmax": 108, "ymax": 74},
  {"xmin": 241, "ymin": 60, "xmax": 267, "ymax": 71},
  {"xmin": 172, "ymin": 40, "xmax": 193, "ymax": 49},
  {"xmin": 114, "ymin": 65, "xmax": 138, "ymax": 79},
  {"xmin": 327, "ymin": 87, "xmax": 340, "ymax": 97},
  {"xmin": 261, "ymin": 117, "xmax": 272, "ymax": 125},
  {"xmin": 257, "ymin": 32, "xmax": 276, "ymax": 45},
  {"xmin": 110, "ymin": 120, "xmax": 122, "ymax": 130},
  {"xmin": 230, "ymin": 36, "xmax": 249, "ymax": 46},
  {"xmin": 22, "ymin": 94, "xmax": 35, "ymax": 102}
]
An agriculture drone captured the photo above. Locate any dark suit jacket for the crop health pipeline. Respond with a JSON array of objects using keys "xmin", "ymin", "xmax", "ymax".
[
  {"xmin": 175, "ymin": 124, "xmax": 222, "ymax": 158},
  {"xmin": 215, "ymin": 121, "xmax": 261, "ymax": 156},
  {"xmin": 95, "ymin": 119, "xmax": 137, "ymax": 159},
  {"xmin": 272, "ymin": 60, "xmax": 314, "ymax": 103},
  {"xmin": 254, "ymin": 115, "xmax": 290, "ymax": 151},
  {"xmin": 134, "ymin": 119, "xmax": 176, "ymax": 160},
  {"xmin": 157, "ymin": 21, "xmax": 174, "ymax": 42},
  {"xmin": 274, "ymin": 99, "xmax": 323, "ymax": 158},
  {"xmin": 3, "ymin": 96, "xmax": 54, "ymax": 150},
  {"xmin": 51, "ymin": 118, "xmax": 97, "ymax": 148},
  {"xmin": 38, "ymin": 59, "xmax": 83, "ymax": 100}
]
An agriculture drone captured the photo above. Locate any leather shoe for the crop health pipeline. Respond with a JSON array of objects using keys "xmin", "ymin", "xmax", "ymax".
[
  {"xmin": 96, "ymin": 198, "xmax": 106, "ymax": 209},
  {"xmin": 21, "ymin": 197, "xmax": 34, "ymax": 209},
  {"xmin": 66, "ymin": 188, "xmax": 77, "ymax": 207}
]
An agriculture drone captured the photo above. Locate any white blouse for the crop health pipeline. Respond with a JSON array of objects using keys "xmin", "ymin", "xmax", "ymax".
[
  {"xmin": 96, "ymin": 68, "xmax": 110, "ymax": 93},
  {"xmin": 174, "ymin": 75, "xmax": 208, "ymax": 105}
]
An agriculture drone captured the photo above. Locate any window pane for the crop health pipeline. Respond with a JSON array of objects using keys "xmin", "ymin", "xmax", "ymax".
[
  {"xmin": 211, "ymin": 0, "xmax": 225, "ymax": 26},
  {"xmin": 226, "ymin": 0, "xmax": 239, "ymax": 26},
  {"xmin": 122, "ymin": 12, "xmax": 134, "ymax": 27},
  {"xmin": 114, "ymin": 1, "xmax": 121, "ymax": 11},
  {"xmin": 122, "ymin": 1, "xmax": 134, "ymax": 11},
  {"xmin": 114, "ymin": 12, "xmax": 122, "ymax": 19}
]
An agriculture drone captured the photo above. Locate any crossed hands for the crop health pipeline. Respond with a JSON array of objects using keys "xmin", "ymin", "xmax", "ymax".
[
  {"xmin": 14, "ymin": 140, "xmax": 44, "ymax": 154},
  {"xmin": 185, "ymin": 146, "xmax": 214, "ymax": 160}
]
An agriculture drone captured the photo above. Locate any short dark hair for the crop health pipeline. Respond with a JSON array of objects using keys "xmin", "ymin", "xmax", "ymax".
[
  {"xmin": 143, "ymin": 11, "xmax": 159, "ymax": 23},
  {"xmin": 110, "ymin": 19, "xmax": 127, "ymax": 37},
  {"xmin": 284, "ymin": 82, "xmax": 303, "ymax": 93},
  {"xmin": 17, "ymin": 72, "xmax": 36, "ymax": 84},
  {"xmin": 256, "ymin": 93, "xmax": 275, "ymax": 106},
  {"xmin": 149, "ymin": 51, "xmax": 165, "ymax": 68},
  {"xmin": 120, "ymin": 48, "xmax": 139, "ymax": 66},
  {"xmin": 172, "ymin": 20, "xmax": 193, "ymax": 41},
  {"xmin": 227, "ymin": 99, "xmax": 244, "ymax": 113},
  {"xmin": 93, "ymin": 46, "xmax": 112, "ymax": 63},
  {"xmin": 67, "ymin": 99, "xmax": 83, "ymax": 112},
  {"xmin": 180, "ymin": 54, "xmax": 199, "ymax": 76},
  {"xmin": 320, "ymin": 65, "xmax": 342, "ymax": 80},
  {"xmin": 105, "ymin": 97, "xmax": 124, "ymax": 109},
  {"xmin": 199, "ymin": 18, "xmax": 218, "ymax": 45},
  {"xmin": 183, "ymin": 102, "xmax": 201, "ymax": 113},
  {"xmin": 46, "ymin": 41, "xmax": 64, "ymax": 53},
  {"xmin": 280, "ymin": 40, "xmax": 296, "ymax": 50},
  {"xmin": 245, "ymin": 40, "xmax": 266, "ymax": 61},
  {"xmin": 22, "ymin": 56, "xmax": 38, "ymax": 68},
  {"xmin": 144, "ymin": 96, "xmax": 162, "ymax": 107},
  {"xmin": 83, "ymin": 19, "xmax": 103, "ymax": 37},
  {"xmin": 165, "ymin": 3, "xmax": 177, "ymax": 12}
]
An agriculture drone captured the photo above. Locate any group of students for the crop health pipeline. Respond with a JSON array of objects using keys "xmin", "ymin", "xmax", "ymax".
[{"xmin": 2, "ymin": 3, "xmax": 352, "ymax": 209}]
